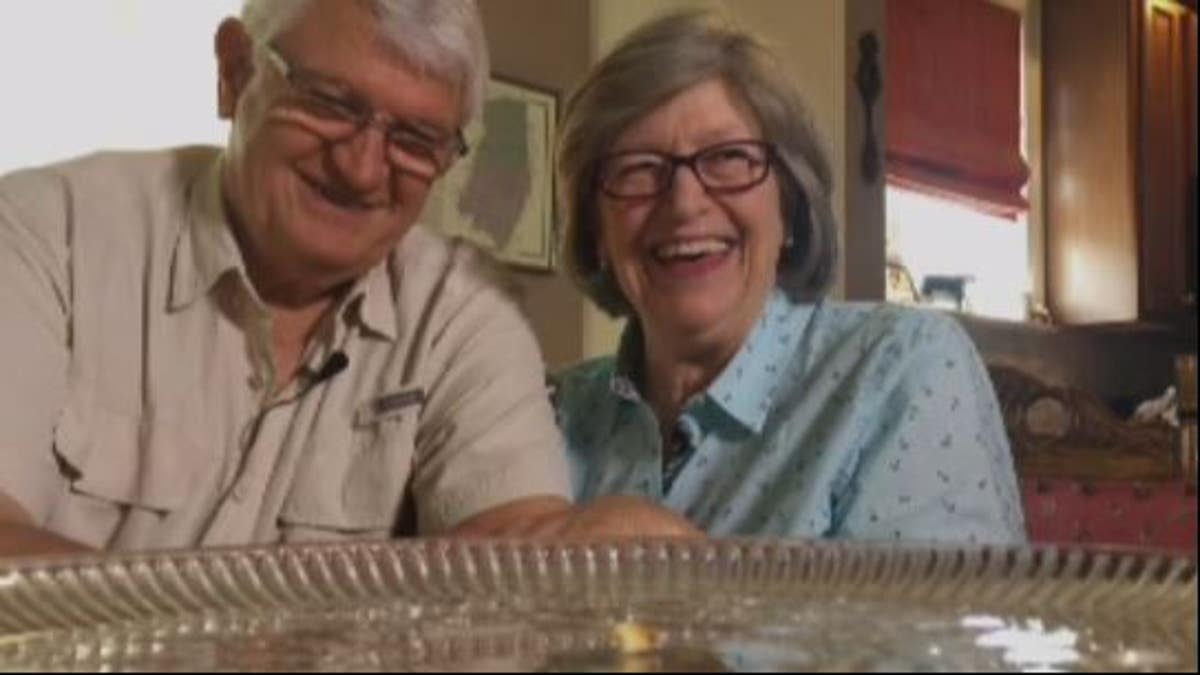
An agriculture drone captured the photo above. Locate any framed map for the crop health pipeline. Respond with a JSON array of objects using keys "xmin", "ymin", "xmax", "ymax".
[{"xmin": 423, "ymin": 77, "xmax": 557, "ymax": 271}]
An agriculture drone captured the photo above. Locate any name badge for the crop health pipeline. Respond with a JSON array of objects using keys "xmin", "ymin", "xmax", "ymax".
[{"xmin": 355, "ymin": 387, "xmax": 424, "ymax": 426}]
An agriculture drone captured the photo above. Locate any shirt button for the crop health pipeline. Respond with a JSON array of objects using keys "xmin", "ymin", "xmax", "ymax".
[{"xmin": 230, "ymin": 484, "xmax": 247, "ymax": 502}]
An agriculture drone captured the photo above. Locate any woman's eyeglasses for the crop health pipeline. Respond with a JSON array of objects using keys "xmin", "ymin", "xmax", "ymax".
[{"xmin": 597, "ymin": 140, "xmax": 776, "ymax": 199}]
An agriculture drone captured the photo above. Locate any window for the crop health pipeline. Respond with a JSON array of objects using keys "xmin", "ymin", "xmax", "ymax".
[
  {"xmin": 887, "ymin": 187, "xmax": 1030, "ymax": 320},
  {"xmin": 885, "ymin": 0, "xmax": 1034, "ymax": 321}
]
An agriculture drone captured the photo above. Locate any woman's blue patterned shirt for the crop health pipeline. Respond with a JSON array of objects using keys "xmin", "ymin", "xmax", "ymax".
[{"xmin": 553, "ymin": 290, "xmax": 1026, "ymax": 544}]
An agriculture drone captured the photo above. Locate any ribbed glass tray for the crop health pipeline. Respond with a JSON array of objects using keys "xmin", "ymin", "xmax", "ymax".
[{"xmin": 0, "ymin": 539, "xmax": 1195, "ymax": 671}]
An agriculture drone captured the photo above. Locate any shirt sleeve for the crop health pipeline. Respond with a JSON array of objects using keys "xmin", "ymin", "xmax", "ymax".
[
  {"xmin": 834, "ymin": 310, "xmax": 1027, "ymax": 545},
  {"xmin": 0, "ymin": 170, "xmax": 72, "ymax": 522},
  {"xmin": 409, "ymin": 250, "xmax": 571, "ymax": 533}
]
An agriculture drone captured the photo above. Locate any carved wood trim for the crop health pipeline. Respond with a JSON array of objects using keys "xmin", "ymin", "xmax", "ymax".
[{"xmin": 987, "ymin": 363, "xmax": 1178, "ymax": 481}]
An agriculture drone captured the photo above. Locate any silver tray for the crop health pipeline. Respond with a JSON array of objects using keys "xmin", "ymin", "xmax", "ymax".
[{"xmin": 1, "ymin": 539, "xmax": 1195, "ymax": 671}]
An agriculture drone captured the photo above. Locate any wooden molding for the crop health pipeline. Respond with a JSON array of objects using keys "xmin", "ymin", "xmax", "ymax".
[{"xmin": 987, "ymin": 363, "xmax": 1178, "ymax": 481}]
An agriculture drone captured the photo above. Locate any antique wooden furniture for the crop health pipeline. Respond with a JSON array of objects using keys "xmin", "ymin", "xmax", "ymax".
[
  {"xmin": 1044, "ymin": 0, "xmax": 1197, "ymax": 325},
  {"xmin": 989, "ymin": 362, "xmax": 1196, "ymax": 553}
]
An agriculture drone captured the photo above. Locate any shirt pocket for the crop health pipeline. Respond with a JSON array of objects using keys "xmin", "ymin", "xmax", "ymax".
[
  {"xmin": 277, "ymin": 386, "xmax": 422, "ymax": 542},
  {"xmin": 46, "ymin": 389, "xmax": 200, "ymax": 548}
]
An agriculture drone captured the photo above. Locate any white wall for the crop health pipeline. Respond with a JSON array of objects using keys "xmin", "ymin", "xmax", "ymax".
[{"xmin": 0, "ymin": 0, "xmax": 242, "ymax": 175}]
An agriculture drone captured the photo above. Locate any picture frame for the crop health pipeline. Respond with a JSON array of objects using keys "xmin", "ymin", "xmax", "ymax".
[{"xmin": 423, "ymin": 76, "xmax": 558, "ymax": 271}]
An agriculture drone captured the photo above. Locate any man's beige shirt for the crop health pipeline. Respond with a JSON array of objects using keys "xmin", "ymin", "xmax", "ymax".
[{"xmin": 0, "ymin": 147, "xmax": 569, "ymax": 550}]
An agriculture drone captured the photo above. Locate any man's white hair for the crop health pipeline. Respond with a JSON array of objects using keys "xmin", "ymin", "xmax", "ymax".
[{"xmin": 240, "ymin": 0, "xmax": 489, "ymax": 123}]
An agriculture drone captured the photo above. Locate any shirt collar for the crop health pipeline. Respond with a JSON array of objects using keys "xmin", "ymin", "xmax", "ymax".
[
  {"xmin": 611, "ymin": 290, "xmax": 813, "ymax": 433},
  {"xmin": 168, "ymin": 152, "xmax": 399, "ymax": 342},
  {"xmin": 610, "ymin": 321, "xmax": 645, "ymax": 402},
  {"xmin": 170, "ymin": 153, "xmax": 244, "ymax": 311},
  {"xmin": 346, "ymin": 258, "xmax": 398, "ymax": 341},
  {"xmin": 707, "ymin": 289, "xmax": 812, "ymax": 433}
]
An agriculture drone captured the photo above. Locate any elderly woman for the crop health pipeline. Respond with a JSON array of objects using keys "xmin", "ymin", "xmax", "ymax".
[{"xmin": 553, "ymin": 10, "xmax": 1025, "ymax": 544}]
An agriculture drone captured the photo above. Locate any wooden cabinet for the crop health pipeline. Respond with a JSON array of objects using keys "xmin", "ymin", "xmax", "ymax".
[
  {"xmin": 1137, "ymin": 0, "xmax": 1197, "ymax": 324},
  {"xmin": 1045, "ymin": 0, "xmax": 1197, "ymax": 327}
]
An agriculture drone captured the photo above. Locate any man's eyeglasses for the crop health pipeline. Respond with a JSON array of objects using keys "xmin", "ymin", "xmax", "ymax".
[
  {"xmin": 596, "ymin": 140, "xmax": 776, "ymax": 199},
  {"xmin": 262, "ymin": 45, "xmax": 468, "ymax": 181}
]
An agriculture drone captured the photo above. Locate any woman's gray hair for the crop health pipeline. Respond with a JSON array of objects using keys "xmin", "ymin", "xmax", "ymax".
[
  {"xmin": 240, "ymin": 0, "xmax": 489, "ymax": 123},
  {"xmin": 557, "ymin": 9, "xmax": 838, "ymax": 317}
]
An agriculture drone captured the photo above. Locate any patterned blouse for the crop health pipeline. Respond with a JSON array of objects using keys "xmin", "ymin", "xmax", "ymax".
[{"xmin": 553, "ymin": 290, "xmax": 1026, "ymax": 544}]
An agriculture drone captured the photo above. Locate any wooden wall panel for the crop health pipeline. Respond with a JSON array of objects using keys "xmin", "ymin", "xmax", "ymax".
[
  {"xmin": 1138, "ymin": 1, "xmax": 1197, "ymax": 321},
  {"xmin": 1043, "ymin": 0, "xmax": 1139, "ymax": 323}
]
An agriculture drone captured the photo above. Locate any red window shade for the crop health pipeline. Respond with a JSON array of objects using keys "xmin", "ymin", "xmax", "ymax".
[{"xmin": 886, "ymin": 0, "xmax": 1029, "ymax": 218}]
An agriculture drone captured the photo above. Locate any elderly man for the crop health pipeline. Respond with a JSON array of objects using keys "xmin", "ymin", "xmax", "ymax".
[{"xmin": 0, "ymin": 0, "xmax": 697, "ymax": 557}]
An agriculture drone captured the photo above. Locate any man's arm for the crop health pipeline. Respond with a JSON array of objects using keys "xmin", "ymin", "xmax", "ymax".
[
  {"xmin": 1, "ymin": 172, "xmax": 80, "ymax": 558},
  {"xmin": 0, "ymin": 492, "xmax": 89, "ymax": 558},
  {"xmin": 445, "ymin": 495, "xmax": 703, "ymax": 540},
  {"xmin": 410, "ymin": 247, "xmax": 703, "ymax": 541}
]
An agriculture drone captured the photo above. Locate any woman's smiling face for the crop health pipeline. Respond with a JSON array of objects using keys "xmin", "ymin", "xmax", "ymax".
[{"xmin": 597, "ymin": 77, "xmax": 785, "ymax": 349}]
